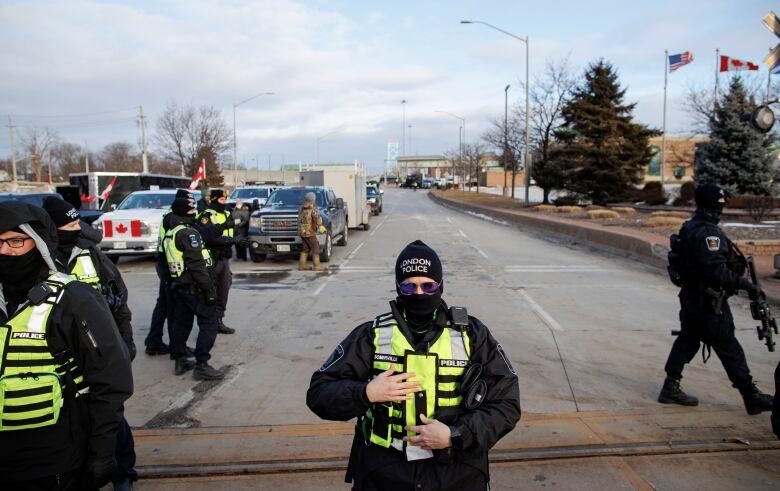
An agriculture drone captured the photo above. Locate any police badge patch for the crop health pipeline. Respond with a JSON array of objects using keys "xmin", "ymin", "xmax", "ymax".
[
  {"xmin": 320, "ymin": 344, "xmax": 344, "ymax": 371},
  {"xmin": 189, "ymin": 234, "xmax": 200, "ymax": 248},
  {"xmin": 705, "ymin": 236, "xmax": 720, "ymax": 251},
  {"xmin": 200, "ymin": 216, "xmax": 210, "ymax": 224}
]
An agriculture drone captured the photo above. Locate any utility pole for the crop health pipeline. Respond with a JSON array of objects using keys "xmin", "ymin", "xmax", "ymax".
[
  {"xmin": 401, "ymin": 99, "xmax": 407, "ymax": 156},
  {"xmin": 84, "ymin": 141, "xmax": 90, "ymax": 173},
  {"xmin": 6, "ymin": 116, "xmax": 17, "ymax": 186},
  {"xmin": 138, "ymin": 105, "xmax": 149, "ymax": 173},
  {"xmin": 504, "ymin": 84, "xmax": 510, "ymax": 197}
]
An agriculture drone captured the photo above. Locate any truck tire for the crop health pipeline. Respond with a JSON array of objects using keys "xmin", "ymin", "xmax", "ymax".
[
  {"xmin": 320, "ymin": 232, "xmax": 333, "ymax": 263},
  {"xmin": 250, "ymin": 253, "xmax": 266, "ymax": 263},
  {"xmin": 363, "ymin": 222, "xmax": 370, "ymax": 231},
  {"xmin": 336, "ymin": 224, "xmax": 348, "ymax": 246}
]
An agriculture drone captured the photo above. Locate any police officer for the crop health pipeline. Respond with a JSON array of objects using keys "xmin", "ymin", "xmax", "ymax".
[
  {"xmin": 307, "ymin": 240, "xmax": 521, "ymax": 490},
  {"xmin": 659, "ymin": 183, "xmax": 773, "ymax": 415},
  {"xmin": 164, "ymin": 198, "xmax": 224, "ymax": 381},
  {"xmin": 146, "ymin": 189, "xmax": 193, "ymax": 355},
  {"xmin": 197, "ymin": 189, "xmax": 248, "ymax": 334},
  {"xmin": 0, "ymin": 202, "xmax": 133, "ymax": 490},
  {"xmin": 42, "ymin": 197, "xmax": 139, "ymax": 490}
]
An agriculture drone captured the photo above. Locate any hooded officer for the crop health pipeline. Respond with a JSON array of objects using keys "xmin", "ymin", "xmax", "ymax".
[
  {"xmin": 0, "ymin": 202, "xmax": 133, "ymax": 490},
  {"xmin": 307, "ymin": 240, "xmax": 520, "ymax": 491},
  {"xmin": 659, "ymin": 182, "xmax": 773, "ymax": 415},
  {"xmin": 165, "ymin": 198, "xmax": 224, "ymax": 381}
]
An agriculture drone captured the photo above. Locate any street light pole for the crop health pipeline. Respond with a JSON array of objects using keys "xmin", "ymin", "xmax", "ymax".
[
  {"xmin": 408, "ymin": 125, "xmax": 413, "ymax": 156},
  {"xmin": 461, "ymin": 20, "xmax": 529, "ymax": 203},
  {"xmin": 401, "ymin": 99, "xmax": 407, "ymax": 156},
  {"xmin": 233, "ymin": 91, "xmax": 275, "ymax": 187},
  {"xmin": 434, "ymin": 110, "xmax": 466, "ymax": 190},
  {"xmin": 503, "ymin": 84, "xmax": 510, "ymax": 198}
]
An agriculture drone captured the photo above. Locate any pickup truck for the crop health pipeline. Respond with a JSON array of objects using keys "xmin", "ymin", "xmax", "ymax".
[{"xmin": 247, "ymin": 186, "xmax": 347, "ymax": 263}]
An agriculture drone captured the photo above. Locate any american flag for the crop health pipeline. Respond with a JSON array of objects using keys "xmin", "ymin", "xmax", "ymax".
[{"xmin": 668, "ymin": 51, "xmax": 694, "ymax": 73}]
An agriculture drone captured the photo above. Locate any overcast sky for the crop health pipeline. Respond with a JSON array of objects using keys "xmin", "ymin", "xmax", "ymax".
[{"xmin": 1, "ymin": 0, "xmax": 777, "ymax": 175}]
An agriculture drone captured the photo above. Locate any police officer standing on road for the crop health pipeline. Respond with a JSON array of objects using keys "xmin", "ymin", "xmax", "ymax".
[
  {"xmin": 164, "ymin": 198, "xmax": 224, "ymax": 381},
  {"xmin": 42, "ymin": 197, "xmax": 139, "ymax": 490},
  {"xmin": 298, "ymin": 191, "xmax": 326, "ymax": 272},
  {"xmin": 659, "ymin": 183, "xmax": 773, "ymax": 415},
  {"xmin": 197, "ymin": 189, "xmax": 248, "ymax": 334},
  {"xmin": 0, "ymin": 202, "xmax": 133, "ymax": 490},
  {"xmin": 307, "ymin": 240, "xmax": 521, "ymax": 490}
]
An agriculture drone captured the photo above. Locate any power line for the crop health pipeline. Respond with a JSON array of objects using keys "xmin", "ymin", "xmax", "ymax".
[{"xmin": 3, "ymin": 107, "xmax": 137, "ymax": 119}]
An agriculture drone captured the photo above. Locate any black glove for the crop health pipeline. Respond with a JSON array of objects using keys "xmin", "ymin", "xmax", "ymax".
[
  {"xmin": 125, "ymin": 338, "xmax": 137, "ymax": 362},
  {"xmin": 746, "ymin": 282, "xmax": 762, "ymax": 301},
  {"xmin": 84, "ymin": 455, "xmax": 117, "ymax": 489},
  {"xmin": 234, "ymin": 236, "xmax": 250, "ymax": 248},
  {"xmin": 204, "ymin": 288, "xmax": 217, "ymax": 306}
]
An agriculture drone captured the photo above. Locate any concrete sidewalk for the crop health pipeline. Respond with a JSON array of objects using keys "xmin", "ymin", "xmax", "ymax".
[{"xmin": 430, "ymin": 191, "xmax": 780, "ymax": 306}]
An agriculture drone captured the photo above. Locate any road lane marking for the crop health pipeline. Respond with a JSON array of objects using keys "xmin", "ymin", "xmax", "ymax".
[
  {"xmin": 518, "ymin": 289, "xmax": 563, "ymax": 332},
  {"xmin": 369, "ymin": 222, "xmax": 383, "ymax": 236},
  {"xmin": 313, "ymin": 276, "xmax": 334, "ymax": 296},
  {"xmin": 473, "ymin": 246, "xmax": 489, "ymax": 259},
  {"xmin": 458, "ymin": 229, "xmax": 467, "ymax": 238},
  {"xmin": 446, "ymin": 217, "xmax": 452, "ymax": 223},
  {"xmin": 346, "ymin": 242, "xmax": 365, "ymax": 260}
]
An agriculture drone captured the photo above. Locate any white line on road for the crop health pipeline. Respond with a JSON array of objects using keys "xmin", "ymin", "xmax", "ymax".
[
  {"xmin": 446, "ymin": 217, "xmax": 453, "ymax": 223},
  {"xmin": 518, "ymin": 289, "xmax": 564, "ymax": 332},
  {"xmin": 458, "ymin": 229, "xmax": 467, "ymax": 238},
  {"xmin": 313, "ymin": 276, "xmax": 334, "ymax": 296},
  {"xmin": 369, "ymin": 221, "xmax": 383, "ymax": 236},
  {"xmin": 473, "ymin": 246, "xmax": 489, "ymax": 259},
  {"xmin": 346, "ymin": 242, "xmax": 365, "ymax": 260}
]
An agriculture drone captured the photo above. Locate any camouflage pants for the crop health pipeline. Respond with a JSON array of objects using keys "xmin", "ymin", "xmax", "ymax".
[{"xmin": 301, "ymin": 235, "xmax": 319, "ymax": 256}]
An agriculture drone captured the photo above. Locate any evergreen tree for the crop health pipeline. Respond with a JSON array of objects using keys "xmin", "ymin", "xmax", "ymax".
[
  {"xmin": 695, "ymin": 77, "xmax": 777, "ymax": 196},
  {"xmin": 550, "ymin": 60, "xmax": 657, "ymax": 204}
]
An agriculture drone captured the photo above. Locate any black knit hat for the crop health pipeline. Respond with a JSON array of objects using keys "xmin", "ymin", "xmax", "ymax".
[
  {"xmin": 695, "ymin": 183, "xmax": 726, "ymax": 209},
  {"xmin": 171, "ymin": 198, "xmax": 195, "ymax": 217},
  {"xmin": 175, "ymin": 189, "xmax": 191, "ymax": 199},
  {"xmin": 210, "ymin": 189, "xmax": 225, "ymax": 200},
  {"xmin": 42, "ymin": 196, "xmax": 80, "ymax": 228},
  {"xmin": 395, "ymin": 240, "xmax": 443, "ymax": 285}
]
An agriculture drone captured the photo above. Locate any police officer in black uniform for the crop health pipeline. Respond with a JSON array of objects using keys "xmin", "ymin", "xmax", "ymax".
[
  {"xmin": 659, "ymin": 183, "xmax": 773, "ymax": 415},
  {"xmin": 0, "ymin": 202, "xmax": 133, "ymax": 490},
  {"xmin": 42, "ymin": 197, "xmax": 139, "ymax": 490},
  {"xmin": 165, "ymin": 198, "xmax": 224, "ymax": 381},
  {"xmin": 307, "ymin": 240, "xmax": 521, "ymax": 491}
]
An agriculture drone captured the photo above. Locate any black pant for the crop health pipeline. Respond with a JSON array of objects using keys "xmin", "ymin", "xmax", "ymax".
[
  {"xmin": 146, "ymin": 258, "xmax": 174, "ymax": 347},
  {"xmin": 213, "ymin": 257, "xmax": 232, "ymax": 321},
  {"xmin": 234, "ymin": 242, "xmax": 248, "ymax": 260},
  {"xmin": 664, "ymin": 300, "xmax": 752, "ymax": 389},
  {"xmin": 170, "ymin": 287, "xmax": 218, "ymax": 363},
  {"xmin": 115, "ymin": 416, "xmax": 137, "ymax": 482},
  {"xmin": 10, "ymin": 467, "xmax": 85, "ymax": 491},
  {"xmin": 357, "ymin": 461, "xmax": 487, "ymax": 491}
]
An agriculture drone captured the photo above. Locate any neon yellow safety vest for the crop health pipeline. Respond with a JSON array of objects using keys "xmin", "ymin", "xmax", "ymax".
[
  {"xmin": 365, "ymin": 312, "xmax": 471, "ymax": 451},
  {"xmin": 0, "ymin": 273, "xmax": 88, "ymax": 431},
  {"xmin": 157, "ymin": 210, "xmax": 171, "ymax": 254},
  {"xmin": 67, "ymin": 248, "xmax": 101, "ymax": 289},
  {"xmin": 198, "ymin": 208, "xmax": 233, "ymax": 238},
  {"xmin": 163, "ymin": 224, "xmax": 213, "ymax": 278}
]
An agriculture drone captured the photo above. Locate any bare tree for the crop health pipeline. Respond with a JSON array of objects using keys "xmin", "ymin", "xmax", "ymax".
[
  {"xmin": 50, "ymin": 142, "xmax": 87, "ymax": 180},
  {"xmin": 462, "ymin": 142, "xmax": 485, "ymax": 192},
  {"xmin": 154, "ymin": 101, "xmax": 232, "ymax": 186},
  {"xmin": 97, "ymin": 142, "xmax": 141, "ymax": 172},
  {"xmin": 19, "ymin": 126, "xmax": 59, "ymax": 182}
]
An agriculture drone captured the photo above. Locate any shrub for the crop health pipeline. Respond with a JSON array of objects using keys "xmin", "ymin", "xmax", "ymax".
[
  {"xmin": 554, "ymin": 195, "xmax": 580, "ymax": 206},
  {"xmin": 534, "ymin": 205, "xmax": 557, "ymax": 212},
  {"xmin": 556, "ymin": 206, "xmax": 582, "ymax": 213},
  {"xmin": 646, "ymin": 216, "xmax": 685, "ymax": 227},
  {"xmin": 611, "ymin": 207, "xmax": 637, "ymax": 214},
  {"xmin": 651, "ymin": 211, "xmax": 690, "ymax": 219},
  {"xmin": 672, "ymin": 181, "xmax": 695, "ymax": 206},
  {"xmin": 642, "ymin": 182, "xmax": 666, "ymax": 205},
  {"xmin": 742, "ymin": 195, "xmax": 776, "ymax": 222},
  {"xmin": 587, "ymin": 210, "xmax": 620, "ymax": 219}
]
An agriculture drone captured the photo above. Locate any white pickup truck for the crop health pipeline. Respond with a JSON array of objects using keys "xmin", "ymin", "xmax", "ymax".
[{"xmin": 92, "ymin": 189, "xmax": 181, "ymax": 262}]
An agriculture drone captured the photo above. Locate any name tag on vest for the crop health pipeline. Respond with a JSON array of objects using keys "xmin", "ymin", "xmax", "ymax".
[
  {"xmin": 439, "ymin": 359, "xmax": 468, "ymax": 368},
  {"xmin": 12, "ymin": 332, "xmax": 45, "ymax": 340},
  {"xmin": 374, "ymin": 353, "xmax": 401, "ymax": 364}
]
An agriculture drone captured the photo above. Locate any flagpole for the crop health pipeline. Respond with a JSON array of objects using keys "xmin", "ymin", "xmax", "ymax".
[
  {"xmin": 661, "ymin": 50, "xmax": 668, "ymax": 188},
  {"xmin": 714, "ymin": 48, "xmax": 720, "ymax": 109},
  {"xmin": 768, "ymin": 47, "xmax": 773, "ymax": 104}
]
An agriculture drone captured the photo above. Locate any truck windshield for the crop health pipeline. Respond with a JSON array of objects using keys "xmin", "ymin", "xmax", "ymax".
[
  {"xmin": 117, "ymin": 193, "xmax": 175, "ymax": 210},
  {"xmin": 366, "ymin": 186, "xmax": 378, "ymax": 197},
  {"xmin": 267, "ymin": 189, "xmax": 324, "ymax": 207},
  {"xmin": 230, "ymin": 188, "xmax": 271, "ymax": 199}
]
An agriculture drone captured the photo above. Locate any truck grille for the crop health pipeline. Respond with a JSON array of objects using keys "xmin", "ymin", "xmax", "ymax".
[{"xmin": 260, "ymin": 215, "xmax": 298, "ymax": 232}]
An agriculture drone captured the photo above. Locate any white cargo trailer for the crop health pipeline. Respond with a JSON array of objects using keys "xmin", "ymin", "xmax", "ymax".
[{"xmin": 299, "ymin": 164, "xmax": 370, "ymax": 229}]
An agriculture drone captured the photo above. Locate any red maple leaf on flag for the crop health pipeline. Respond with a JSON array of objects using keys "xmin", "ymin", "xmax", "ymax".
[{"xmin": 116, "ymin": 223, "xmax": 128, "ymax": 234}]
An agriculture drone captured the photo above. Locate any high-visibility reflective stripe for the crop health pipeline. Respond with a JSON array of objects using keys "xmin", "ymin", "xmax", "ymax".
[{"xmin": 2, "ymin": 414, "xmax": 55, "ymax": 427}]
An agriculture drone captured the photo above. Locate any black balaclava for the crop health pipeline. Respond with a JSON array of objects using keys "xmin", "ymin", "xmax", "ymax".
[
  {"xmin": 171, "ymin": 198, "xmax": 196, "ymax": 225},
  {"xmin": 694, "ymin": 182, "xmax": 727, "ymax": 221},
  {"xmin": 210, "ymin": 189, "xmax": 225, "ymax": 212},
  {"xmin": 394, "ymin": 240, "xmax": 444, "ymax": 330},
  {"xmin": 42, "ymin": 196, "xmax": 82, "ymax": 256},
  {"xmin": 175, "ymin": 189, "xmax": 191, "ymax": 200}
]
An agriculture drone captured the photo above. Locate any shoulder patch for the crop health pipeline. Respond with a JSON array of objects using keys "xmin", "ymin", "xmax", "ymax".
[
  {"xmin": 705, "ymin": 236, "xmax": 720, "ymax": 251},
  {"xmin": 200, "ymin": 216, "xmax": 210, "ymax": 224},
  {"xmin": 319, "ymin": 344, "xmax": 344, "ymax": 372},
  {"xmin": 496, "ymin": 344, "xmax": 516, "ymax": 375},
  {"xmin": 189, "ymin": 234, "xmax": 201, "ymax": 248}
]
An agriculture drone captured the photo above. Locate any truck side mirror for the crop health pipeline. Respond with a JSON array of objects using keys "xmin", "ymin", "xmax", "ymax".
[
  {"xmin": 110, "ymin": 204, "xmax": 117, "ymax": 211},
  {"xmin": 379, "ymin": 189, "xmax": 384, "ymax": 194},
  {"xmin": 336, "ymin": 198, "xmax": 344, "ymax": 210},
  {"xmin": 252, "ymin": 198, "xmax": 259, "ymax": 211}
]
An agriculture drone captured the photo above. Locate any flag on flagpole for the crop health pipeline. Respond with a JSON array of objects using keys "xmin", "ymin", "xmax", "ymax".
[
  {"xmin": 189, "ymin": 159, "xmax": 207, "ymax": 190},
  {"xmin": 719, "ymin": 55, "xmax": 760, "ymax": 72},
  {"xmin": 99, "ymin": 176, "xmax": 118, "ymax": 201},
  {"xmin": 669, "ymin": 51, "xmax": 694, "ymax": 73}
]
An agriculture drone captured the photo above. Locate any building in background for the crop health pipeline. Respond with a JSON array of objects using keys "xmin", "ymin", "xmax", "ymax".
[{"xmin": 644, "ymin": 136, "xmax": 708, "ymax": 183}]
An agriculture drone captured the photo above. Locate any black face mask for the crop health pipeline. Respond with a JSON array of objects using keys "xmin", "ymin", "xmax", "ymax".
[
  {"xmin": 0, "ymin": 248, "xmax": 46, "ymax": 292},
  {"xmin": 397, "ymin": 292, "xmax": 442, "ymax": 319},
  {"xmin": 57, "ymin": 230, "xmax": 80, "ymax": 249},
  {"xmin": 700, "ymin": 203, "xmax": 724, "ymax": 222},
  {"xmin": 211, "ymin": 201, "xmax": 225, "ymax": 212}
]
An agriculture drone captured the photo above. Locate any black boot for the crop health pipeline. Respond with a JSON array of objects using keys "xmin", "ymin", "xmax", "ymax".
[
  {"xmin": 193, "ymin": 362, "xmax": 224, "ymax": 381},
  {"xmin": 145, "ymin": 343, "xmax": 170, "ymax": 355},
  {"xmin": 218, "ymin": 319, "xmax": 235, "ymax": 334},
  {"xmin": 658, "ymin": 377, "xmax": 699, "ymax": 406},
  {"xmin": 174, "ymin": 357, "xmax": 195, "ymax": 376},
  {"xmin": 739, "ymin": 382, "xmax": 773, "ymax": 415}
]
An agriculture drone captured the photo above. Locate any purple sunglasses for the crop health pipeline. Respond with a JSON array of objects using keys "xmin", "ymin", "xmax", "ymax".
[{"xmin": 397, "ymin": 280, "xmax": 441, "ymax": 295}]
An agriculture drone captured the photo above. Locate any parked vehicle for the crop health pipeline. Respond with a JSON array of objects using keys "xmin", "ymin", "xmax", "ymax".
[
  {"xmin": 247, "ymin": 187, "xmax": 347, "ymax": 263},
  {"xmin": 92, "ymin": 189, "xmax": 186, "ymax": 262},
  {"xmin": 421, "ymin": 179, "xmax": 433, "ymax": 189},
  {"xmin": 0, "ymin": 192, "xmax": 103, "ymax": 224},
  {"xmin": 366, "ymin": 185, "xmax": 382, "ymax": 215},
  {"xmin": 300, "ymin": 166, "xmax": 370, "ymax": 230},
  {"xmin": 226, "ymin": 186, "xmax": 276, "ymax": 210}
]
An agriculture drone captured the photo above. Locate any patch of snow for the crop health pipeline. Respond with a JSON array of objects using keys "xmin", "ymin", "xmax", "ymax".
[{"xmin": 721, "ymin": 222, "xmax": 777, "ymax": 228}]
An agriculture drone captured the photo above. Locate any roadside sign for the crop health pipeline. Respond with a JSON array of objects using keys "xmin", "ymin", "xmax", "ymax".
[{"xmin": 762, "ymin": 11, "xmax": 780, "ymax": 69}]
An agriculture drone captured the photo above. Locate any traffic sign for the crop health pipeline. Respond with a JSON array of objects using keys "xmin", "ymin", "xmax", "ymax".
[{"xmin": 762, "ymin": 11, "xmax": 780, "ymax": 69}]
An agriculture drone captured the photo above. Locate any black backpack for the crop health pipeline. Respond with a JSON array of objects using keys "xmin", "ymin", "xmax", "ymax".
[{"xmin": 667, "ymin": 230, "xmax": 689, "ymax": 287}]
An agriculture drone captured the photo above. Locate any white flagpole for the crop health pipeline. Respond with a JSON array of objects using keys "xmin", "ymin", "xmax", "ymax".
[
  {"xmin": 661, "ymin": 50, "xmax": 668, "ymax": 188},
  {"xmin": 715, "ymin": 48, "xmax": 720, "ymax": 109}
]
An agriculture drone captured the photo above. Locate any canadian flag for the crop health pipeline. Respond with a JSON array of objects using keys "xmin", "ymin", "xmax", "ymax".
[
  {"xmin": 100, "ymin": 176, "xmax": 118, "ymax": 201},
  {"xmin": 189, "ymin": 159, "xmax": 207, "ymax": 190},
  {"xmin": 719, "ymin": 55, "xmax": 759, "ymax": 72}
]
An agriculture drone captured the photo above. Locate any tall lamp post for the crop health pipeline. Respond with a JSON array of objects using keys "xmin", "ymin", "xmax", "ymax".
[
  {"xmin": 401, "ymin": 99, "xmax": 408, "ymax": 156},
  {"xmin": 503, "ymin": 84, "xmax": 510, "ymax": 197},
  {"xmin": 434, "ymin": 110, "xmax": 465, "ymax": 189},
  {"xmin": 408, "ymin": 125, "xmax": 413, "ymax": 156},
  {"xmin": 461, "ymin": 20, "xmax": 529, "ymax": 203},
  {"xmin": 233, "ymin": 91, "xmax": 274, "ymax": 187}
]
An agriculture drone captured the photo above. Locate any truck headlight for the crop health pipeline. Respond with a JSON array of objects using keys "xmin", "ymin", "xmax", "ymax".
[{"xmin": 250, "ymin": 217, "xmax": 261, "ymax": 228}]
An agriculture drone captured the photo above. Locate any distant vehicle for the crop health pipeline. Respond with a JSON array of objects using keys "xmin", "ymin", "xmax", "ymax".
[
  {"xmin": 432, "ymin": 178, "xmax": 447, "ymax": 189},
  {"xmin": 69, "ymin": 172, "xmax": 191, "ymax": 210},
  {"xmin": 367, "ymin": 179, "xmax": 381, "ymax": 189},
  {"xmin": 300, "ymin": 167, "xmax": 370, "ymax": 230},
  {"xmin": 421, "ymin": 179, "xmax": 433, "ymax": 189},
  {"xmin": 93, "ymin": 189, "xmax": 187, "ymax": 262},
  {"xmin": 366, "ymin": 185, "xmax": 382, "ymax": 215},
  {"xmin": 402, "ymin": 174, "xmax": 422, "ymax": 189},
  {"xmin": 0, "ymin": 192, "xmax": 103, "ymax": 224},
  {"xmin": 226, "ymin": 186, "xmax": 276, "ymax": 210},
  {"xmin": 248, "ymin": 187, "xmax": 348, "ymax": 263}
]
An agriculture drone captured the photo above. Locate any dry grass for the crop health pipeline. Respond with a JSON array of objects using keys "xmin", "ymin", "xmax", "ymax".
[
  {"xmin": 651, "ymin": 211, "xmax": 690, "ymax": 219},
  {"xmin": 556, "ymin": 206, "xmax": 583, "ymax": 213},
  {"xmin": 534, "ymin": 205, "xmax": 557, "ymax": 212},
  {"xmin": 587, "ymin": 210, "xmax": 620, "ymax": 220},
  {"xmin": 611, "ymin": 207, "xmax": 637, "ymax": 215},
  {"xmin": 646, "ymin": 216, "xmax": 685, "ymax": 227},
  {"xmin": 586, "ymin": 205, "xmax": 606, "ymax": 211}
]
